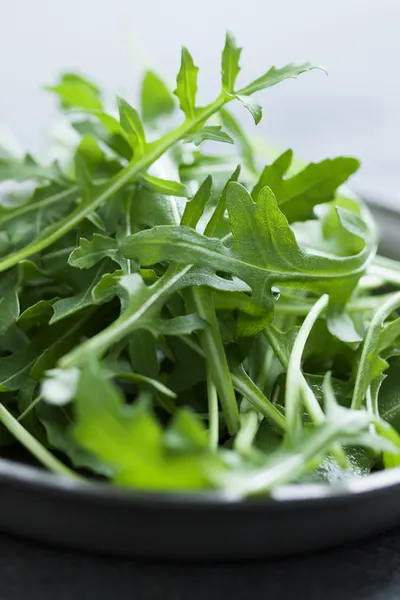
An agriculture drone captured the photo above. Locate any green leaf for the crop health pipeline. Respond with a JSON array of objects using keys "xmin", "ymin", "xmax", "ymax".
[
  {"xmin": 123, "ymin": 183, "xmax": 375, "ymax": 313},
  {"xmin": 181, "ymin": 175, "xmax": 212, "ymax": 228},
  {"xmin": 174, "ymin": 47, "xmax": 199, "ymax": 119},
  {"xmin": 128, "ymin": 330, "xmax": 159, "ymax": 379},
  {"xmin": 141, "ymin": 71, "xmax": 175, "ymax": 123},
  {"xmin": 0, "ymin": 155, "xmax": 63, "ymax": 183},
  {"xmin": 0, "ymin": 318, "xmax": 85, "ymax": 391},
  {"xmin": 252, "ymin": 153, "xmax": 360, "ymax": 222},
  {"xmin": 0, "ymin": 270, "xmax": 20, "ymax": 335},
  {"xmin": 92, "ymin": 271, "xmax": 122, "ymax": 304},
  {"xmin": 47, "ymin": 73, "xmax": 103, "ymax": 110},
  {"xmin": 184, "ymin": 126, "xmax": 234, "ymax": 146},
  {"xmin": 230, "ymin": 365, "xmax": 286, "ymax": 429},
  {"xmin": 38, "ymin": 401, "xmax": 113, "ymax": 476},
  {"xmin": 238, "ymin": 62, "xmax": 323, "ymax": 97},
  {"xmin": 60, "ymin": 265, "xmax": 249, "ymax": 368},
  {"xmin": 68, "ymin": 235, "xmax": 120, "ymax": 269},
  {"xmin": 236, "ymin": 95, "xmax": 262, "ymax": 125},
  {"xmin": 50, "ymin": 264, "xmax": 107, "ymax": 323},
  {"xmin": 379, "ymin": 358, "xmax": 400, "ymax": 439},
  {"xmin": 140, "ymin": 173, "xmax": 188, "ymax": 197},
  {"xmin": 18, "ymin": 300, "xmax": 54, "ymax": 331},
  {"xmin": 72, "ymin": 115, "xmax": 132, "ymax": 160},
  {"xmin": 204, "ymin": 166, "xmax": 240, "ymax": 237},
  {"xmin": 156, "ymin": 314, "xmax": 206, "ymax": 336},
  {"xmin": 74, "ymin": 362, "xmax": 212, "ymax": 489},
  {"xmin": 352, "ymin": 292, "xmax": 400, "ymax": 409},
  {"xmin": 217, "ymin": 404, "xmax": 378, "ymax": 498},
  {"xmin": 117, "ymin": 97, "xmax": 146, "ymax": 155},
  {"xmin": 251, "ymin": 150, "xmax": 293, "ymax": 201},
  {"xmin": 221, "ymin": 32, "xmax": 242, "ymax": 93}
]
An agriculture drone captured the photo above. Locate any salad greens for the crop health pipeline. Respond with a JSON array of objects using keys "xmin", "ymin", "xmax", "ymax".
[{"xmin": 1, "ymin": 33, "xmax": 400, "ymax": 498}]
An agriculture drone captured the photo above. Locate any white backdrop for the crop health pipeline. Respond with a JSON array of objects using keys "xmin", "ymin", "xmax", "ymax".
[{"xmin": 0, "ymin": 0, "xmax": 399, "ymax": 206}]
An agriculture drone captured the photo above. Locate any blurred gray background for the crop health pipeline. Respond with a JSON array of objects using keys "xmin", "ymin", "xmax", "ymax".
[{"xmin": 0, "ymin": 0, "xmax": 399, "ymax": 207}]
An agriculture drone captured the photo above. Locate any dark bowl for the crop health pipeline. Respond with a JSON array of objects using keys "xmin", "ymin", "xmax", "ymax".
[{"xmin": 0, "ymin": 197, "xmax": 399, "ymax": 561}]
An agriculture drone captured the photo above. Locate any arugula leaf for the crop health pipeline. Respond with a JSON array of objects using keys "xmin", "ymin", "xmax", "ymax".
[
  {"xmin": 352, "ymin": 292, "xmax": 400, "ymax": 409},
  {"xmin": 60, "ymin": 265, "xmax": 248, "ymax": 368},
  {"xmin": 117, "ymin": 97, "xmax": 146, "ymax": 156},
  {"xmin": 236, "ymin": 95, "xmax": 262, "ymax": 125},
  {"xmin": 141, "ymin": 71, "xmax": 175, "ymax": 124},
  {"xmin": 221, "ymin": 32, "xmax": 242, "ymax": 93},
  {"xmin": 252, "ymin": 152, "xmax": 360, "ymax": 222},
  {"xmin": 0, "ymin": 155, "xmax": 64, "ymax": 184},
  {"xmin": 237, "ymin": 62, "xmax": 324, "ymax": 97},
  {"xmin": 68, "ymin": 234, "xmax": 121, "ymax": 269},
  {"xmin": 181, "ymin": 175, "xmax": 212, "ymax": 228},
  {"xmin": 47, "ymin": 73, "xmax": 103, "ymax": 110},
  {"xmin": 0, "ymin": 270, "xmax": 20, "ymax": 335},
  {"xmin": 184, "ymin": 126, "xmax": 234, "ymax": 146},
  {"xmin": 140, "ymin": 173, "xmax": 188, "ymax": 197},
  {"xmin": 174, "ymin": 47, "xmax": 199, "ymax": 119},
  {"xmin": 123, "ymin": 184, "xmax": 375, "ymax": 317},
  {"xmin": 74, "ymin": 362, "xmax": 213, "ymax": 489}
]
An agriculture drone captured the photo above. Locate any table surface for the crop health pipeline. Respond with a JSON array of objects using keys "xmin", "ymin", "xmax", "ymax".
[{"xmin": 1, "ymin": 526, "xmax": 400, "ymax": 600}]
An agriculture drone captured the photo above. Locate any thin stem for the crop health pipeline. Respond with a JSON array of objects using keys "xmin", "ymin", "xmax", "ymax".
[
  {"xmin": 206, "ymin": 369, "xmax": 219, "ymax": 450},
  {"xmin": 285, "ymin": 295, "xmax": 329, "ymax": 434},
  {"xmin": 231, "ymin": 367, "xmax": 286, "ymax": 431},
  {"xmin": 234, "ymin": 411, "xmax": 260, "ymax": 456},
  {"xmin": 0, "ymin": 403, "xmax": 80, "ymax": 479},
  {"xmin": 191, "ymin": 287, "xmax": 239, "ymax": 434},
  {"xmin": 18, "ymin": 395, "xmax": 43, "ymax": 422}
]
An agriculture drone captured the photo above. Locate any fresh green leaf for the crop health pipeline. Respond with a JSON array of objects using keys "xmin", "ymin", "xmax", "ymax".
[
  {"xmin": 68, "ymin": 234, "xmax": 120, "ymax": 269},
  {"xmin": 141, "ymin": 71, "xmax": 175, "ymax": 124},
  {"xmin": 221, "ymin": 32, "xmax": 242, "ymax": 93},
  {"xmin": 236, "ymin": 95, "xmax": 262, "ymax": 125},
  {"xmin": 181, "ymin": 175, "xmax": 212, "ymax": 228},
  {"xmin": 174, "ymin": 47, "xmax": 199, "ymax": 119},
  {"xmin": 74, "ymin": 362, "xmax": 213, "ymax": 489},
  {"xmin": 47, "ymin": 73, "xmax": 103, "ymax": 110},
  {"xmin": 117, "ymin": 97, "xmax": 146, "ymax": 155},
  {"xmin": 237, "ymin": 62, "xmax": 323, "ymax": 97},
  {"xmin": 252, "ymin": 153, "xmax": 360, "ymax": 222},
  {"xmin": 140, "ymin": 173, "xmax": 188, "ymax": 197},
  {"xmin": 184, "ymin": 126, "xmax": 234, "ymax": 146}
]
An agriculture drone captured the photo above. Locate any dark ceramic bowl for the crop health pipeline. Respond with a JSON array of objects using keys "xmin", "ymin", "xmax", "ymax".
[{"xmin": 0, "ymin": 198, "xmax": 399, "ymax": 561}]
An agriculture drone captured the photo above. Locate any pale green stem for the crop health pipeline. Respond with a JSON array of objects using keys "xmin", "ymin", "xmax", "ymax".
[
  {"xmin": 206, "ymin": 370, "xmax": 219, "ymax": 451},
  {"xmin": 285, "ymin": 295, "xmax": 328, "ymax": 433},
  {"xmin": 18, "ymin": 395, "xmax": 43, "ymax": 422},
  {"xmin": 234, "ymin": 412, "xmax": 260, "ymax": 456}
]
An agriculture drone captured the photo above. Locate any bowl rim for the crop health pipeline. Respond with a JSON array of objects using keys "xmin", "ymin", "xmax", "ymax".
[{"xmin": 2, "ymin": 456, "xmax": 400, "ymax": 509}]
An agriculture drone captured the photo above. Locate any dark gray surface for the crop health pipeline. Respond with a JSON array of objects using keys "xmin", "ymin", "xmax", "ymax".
[{"xmin": 2, "ymin": 528, "xmax": 400, "ymax": 600}]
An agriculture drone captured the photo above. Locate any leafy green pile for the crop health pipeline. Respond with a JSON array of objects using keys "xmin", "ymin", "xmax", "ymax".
[{"xmin": 2, "ymin": 33, "xmax": 400, "ymax": 498}]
